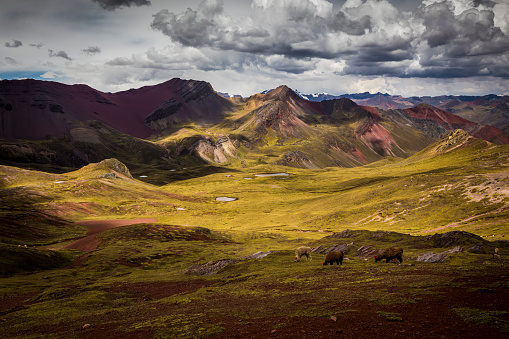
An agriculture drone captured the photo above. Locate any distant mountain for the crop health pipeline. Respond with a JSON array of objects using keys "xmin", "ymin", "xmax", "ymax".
[
  {"xmin": 1, "ymin": 79, "xmax": 508, "ymax": 173},
  {"xmin": 394, "ymin": 103, "xmax": 509, "ymax": 144},
  {"xmin": 218, "ymin": 92, "xmax": 243, "ymax": 99},
  {"xmin": 0, "ymin": 78, "xmax": 235, "ymax": 171},
  {"xmin": 295, "ymin": 91, "xmax": 509, "ymax": 132},
  {"xmin": 0, "ymin": 78, "xmax": 235, "ymax": 140}
]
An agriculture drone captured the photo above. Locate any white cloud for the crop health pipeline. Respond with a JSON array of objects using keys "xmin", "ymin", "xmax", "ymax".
[
  {"xmin": 40, "ymin": 71, "xmax": 60, "ymax": 78},
  {"xmin": 348, "ymin": 77, "xmax": 397, "ymax": 94}
]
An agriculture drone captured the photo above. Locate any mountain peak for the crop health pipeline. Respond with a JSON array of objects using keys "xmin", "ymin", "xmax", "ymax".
[{"xmin": 265, "ymin": 85, "xmax": 299, "ymax": 101}]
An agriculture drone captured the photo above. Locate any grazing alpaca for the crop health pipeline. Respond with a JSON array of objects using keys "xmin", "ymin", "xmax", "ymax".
[
  {"xmin": 294, "ymin": 246, "xmax": 312, "ymax": 262},
  {"xmin": 323, "ymin": 251, "xmax": 344, "ymax": 265},
  {"xmin": 374, "ymin": 247, "xmax": 403, "ymax": 264}
]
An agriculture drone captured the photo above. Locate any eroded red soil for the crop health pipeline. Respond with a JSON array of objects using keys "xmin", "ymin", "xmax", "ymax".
[{"xmin": 63, "ymin": 218, "xmax": 158, "ymax": 252}]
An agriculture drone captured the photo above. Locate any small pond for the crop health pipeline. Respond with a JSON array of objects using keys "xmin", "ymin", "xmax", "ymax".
[
  {"xmin": 254, "ymin": 173, "xmax": 289, "ymax": 177},
  {"xmin": 215, "ymin": 197, "xmax": 238, "ymax": 202}
]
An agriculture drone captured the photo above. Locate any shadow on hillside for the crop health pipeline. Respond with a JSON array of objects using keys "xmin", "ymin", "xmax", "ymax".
[{"xmin": 130, "ymin": 165, "xmax": 242, "ymax": 186}]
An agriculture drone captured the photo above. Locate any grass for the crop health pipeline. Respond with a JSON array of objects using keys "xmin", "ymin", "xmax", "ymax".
[
  {"xmin": 0, "ymin": 135, "xmax": 508, "ymax": 337},
  {"xmin": 453, "ymin": 308, "xmax": 509, "ymax": 332},
  {"xmin": 376, "ymin": 311, "xmax": 403, "ymax": 321}
]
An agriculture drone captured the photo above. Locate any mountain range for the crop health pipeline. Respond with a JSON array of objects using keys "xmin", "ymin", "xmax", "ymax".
[
  {"xmin": 1, "ymin": 78, "xmax": 508, "ymax": 178},
  {"xmin": 290, "ymin": 91, "xmax": 509, "ymax": 134}
]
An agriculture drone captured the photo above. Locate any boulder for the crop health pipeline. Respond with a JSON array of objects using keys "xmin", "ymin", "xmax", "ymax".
[
  {"xmin": 468, "ymin": 243, "xmax": 485, "ymax": 254},
  {"xmin": 326, "ymin": 244, "xmax": 350, "ymax": 254},
  {"xmin": 416, "ymin": 252, "xmax": 450, "ymax": 263}
]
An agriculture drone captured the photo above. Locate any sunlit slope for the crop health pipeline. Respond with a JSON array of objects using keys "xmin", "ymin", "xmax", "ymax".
[
  {"xmin": 159, "ymin": 131, "xmax": 509, "ymax": 237},
  {"xmin": 2, "ymin": 132, "xmax": 508, "ymax": 244},
  {"xmin": 155, "ymin": 88, "xmax": 435, "ymax": 170},
  {"xmin": 0, "ymin": 159, "xmax": 204, "ymax": 245}
]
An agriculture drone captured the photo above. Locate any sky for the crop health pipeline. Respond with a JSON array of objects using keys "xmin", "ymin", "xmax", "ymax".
[{"xmin": 1, "ymin": 0, "xmax": 508, "ymax": 97}]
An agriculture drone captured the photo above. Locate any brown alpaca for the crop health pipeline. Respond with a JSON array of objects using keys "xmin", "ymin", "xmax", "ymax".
[
  {"xmin": 374, "ymin": 247, "xmax": 403, "ymax": 264},
  {"xmin": 323, "ymin": 251, "xmax": 344, "ymax": 265}
]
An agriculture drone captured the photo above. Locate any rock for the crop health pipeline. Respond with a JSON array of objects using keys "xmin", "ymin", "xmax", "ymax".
[
  {"xmin": 93, "ymin": 158, "xmax": 133, "ymax": 179},
  {"xmin": 244, "ymin": 251, "xmax": 272, "ymax": 259},
  {"xmin": 416, "ymin": 252, "xmax": 450, "ymax": 263},
  {"xmin": 184, "ymin": 259, "xmax": 240, "ymax": 276},
  {"xmin": 444, "ymin": 246, "xmax": 464, "ymax": 254},
  {"xmin": 185, "ymin": 251, "xmax": 271, "ymax": 275},
  {"xmin": 99, "ymin": 172, "xmax": 117, "ymax": 179},
  {"xmin": 357, "ymin": 245, "xmax": 377, "ymax": 256},
  {"xmin": 468, "ymin": 243, "xmax": 485, "ymax": 254},
  {"xmin": 326, "ymin": 244, "xmax": 349, "ymax": 254},
  {"xmin": 334, "ymin": 229, "xmax": 356, "ymax": 238},
  {"xmin": 311, "ymin": 245, "xmax": 323, "ymax": 253}
]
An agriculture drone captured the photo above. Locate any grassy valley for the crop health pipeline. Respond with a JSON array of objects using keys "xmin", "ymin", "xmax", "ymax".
[{"xmin": 1, "ymin": 130, "xmax": 508, "ymax": 338}]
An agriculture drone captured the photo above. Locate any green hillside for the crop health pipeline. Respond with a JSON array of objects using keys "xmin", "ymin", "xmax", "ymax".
[{"xmin": 0, "ymin": 131, "xmax": 508, "ymax": 338}]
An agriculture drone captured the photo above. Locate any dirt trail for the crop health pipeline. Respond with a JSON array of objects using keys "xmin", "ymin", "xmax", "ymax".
[{"xmin": 63, "ymin": 218, "xmax": 157, "ymax": 252}]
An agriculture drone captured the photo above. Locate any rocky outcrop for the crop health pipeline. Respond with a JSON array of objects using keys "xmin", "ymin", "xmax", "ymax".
[
  {"xmin": 416, "ymin": 246, "xmax": 463, "ymax": 263},
  {"xmin": 93, "ymin": 158, "xmax": 133, "ymax": 179},
  {"xmin": 184, "ymin": 251, "xmax": 272, "ymax": 276},
  {"xmin": 190, "ymin": 135, "xmax": 239, "ymax": 164},
  {"xmin": 277, "ymin": 150, "xmax": 318, "ymax": 169}
]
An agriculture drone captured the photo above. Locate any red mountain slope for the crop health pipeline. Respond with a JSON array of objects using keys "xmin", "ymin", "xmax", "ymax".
[
  {"xmin": 0, "ymin": 78, "xmax": 235, "ymax": 140},
  {"xmin": 403, "ymin": 104, "xmax": 509, "ymax": 144}
]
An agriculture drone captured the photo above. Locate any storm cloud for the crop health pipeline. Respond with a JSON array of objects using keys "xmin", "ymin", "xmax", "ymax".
[
  {"xmin": 1, "ymin": 0, "xmax": 508, "ymax": 97},
  {"xmin": 48, "ymin": 49, "xmax": 73, "ymax": 61},
  {"xmin": 5, "ymin": 39, "xmax": 22, "ymax": 48},
  {"xmin": 151, "ymin": 0, "xmax": 509, "ymax": 79},
  {"xmin": 150, "ymin": 0, "xmax": 377, "ymax": 58},
  {"xmin": 92, "ymin": 0, "xmax": 151, "ymax": 11}
]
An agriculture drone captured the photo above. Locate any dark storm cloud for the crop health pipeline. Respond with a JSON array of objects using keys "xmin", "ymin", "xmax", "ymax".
[
  {"xmin": 91, "ymin": 0, "xmax": 151, "ymax": 11},
  {"xmin": 82, "ymin": 46, "xmax": 102, "ymax": 55},
  {"xmin": 419, "ymin": 3, "xmax": 506, "ymax": 51},
  {"xmin": 414, "ymin": 1, "xmax": 509, "ymax": 78},
  {"xmin": 150, "ymin": 0, "xmax": 374, "ymax": 57},
  {"xmin": 48, "ymin": 49, "xmax": 72, "ymax": 61},
  {"xmin": 5, "ymin": 39, "xmax": 22, "ymax": 48},
  {"xmin": 149, "ymin": 0, "xmax": 509, "ymax": 80}
]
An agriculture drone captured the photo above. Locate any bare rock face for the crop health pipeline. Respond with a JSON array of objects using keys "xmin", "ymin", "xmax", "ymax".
[
  {"xmin": 278, "ymin": 150, "xmax": 319, "ymax": 169},
  {"xmin": 93, "ymin": 159, "xmax": 133, "ymax": 179},
  {"xmin": 416, "ymin": 252, "xmax": 450, "ymax": 263},
  {"xmin": 191, "ymin": 135, "xmax": 239, "ymax": 164}
]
